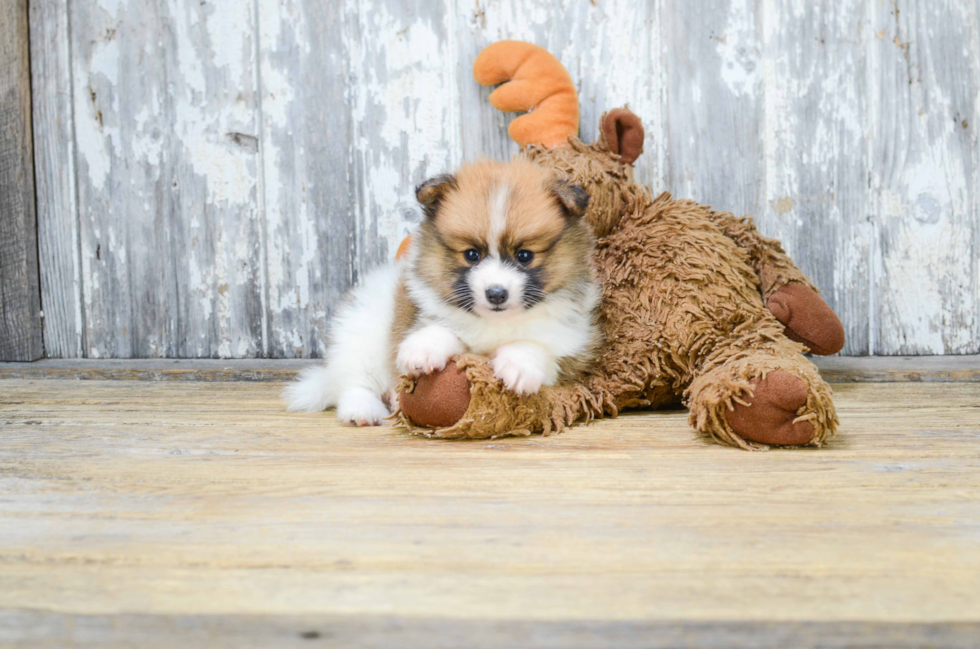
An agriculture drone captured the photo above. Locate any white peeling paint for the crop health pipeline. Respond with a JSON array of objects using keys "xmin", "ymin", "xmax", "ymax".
[
  {"xmin": 37, "ymin": 0, "xmax": 980, "ymax": 358},
  {"xmin": 347, "ymin": 1, "xmax": 458, "ymax": 267},
  {"xmin": 717, "ymin": 0, "xmax": 761, "ymax": 98}
]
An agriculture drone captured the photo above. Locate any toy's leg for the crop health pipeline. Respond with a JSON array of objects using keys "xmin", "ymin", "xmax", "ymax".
[
  {"xmin": 686, "ymin": 340, "xmax": 838, "ymax": 451},
  {"xmin": 397, "ymin": 354, "xmax": 595, "ymax": 439},
  {"xmin": 766, "ymin": 283, "xmax": 845, "ymax": 355},
  {"xmin": 703, "ymin": 209, "xmax": 812, "ymax": 297},
  {"xmin": 703, "ymin": 209, "xmax": 845, "ymax": 355}
]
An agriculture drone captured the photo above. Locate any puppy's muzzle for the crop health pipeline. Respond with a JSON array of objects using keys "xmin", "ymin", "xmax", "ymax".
[{"xmin": 485, "ymin": 285, "xmax": 508, "ymax": 305}]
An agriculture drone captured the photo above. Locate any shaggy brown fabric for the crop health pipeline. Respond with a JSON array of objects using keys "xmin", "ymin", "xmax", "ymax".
[
  {"xmin": 396, "ymin": 109, "xmax": 840, "ymax": 450},
  {"xmin": 767, "ymin": 283, "xmax": 846, "ymax": 355}
]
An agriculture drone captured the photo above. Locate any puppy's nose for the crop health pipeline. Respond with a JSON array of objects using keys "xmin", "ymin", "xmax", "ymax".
[{"xmin": 485, "ymin": 285, "xmax": 509, "ymax": 305}]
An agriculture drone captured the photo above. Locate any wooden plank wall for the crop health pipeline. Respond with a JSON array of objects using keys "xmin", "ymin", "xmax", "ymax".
[
  {"xmin": 0, "ymin": 0, "xmax": 43, "ymax": 361},
  {"xmin": 28, "ymin": 0, "xmax": 980, "ymax": 358}
]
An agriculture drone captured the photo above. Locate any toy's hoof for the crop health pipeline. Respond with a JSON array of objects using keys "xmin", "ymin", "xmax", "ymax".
[
  {"xmin": 767, "ymin": 283, "xmax": 845, "ymax": 355},
  {"xmin": 399, "ymin": 363, "xmax": 471, "ymax": 428},
  {"xmin": 726, "ymin": 371, "xmax": 815, "ymax": 446}
]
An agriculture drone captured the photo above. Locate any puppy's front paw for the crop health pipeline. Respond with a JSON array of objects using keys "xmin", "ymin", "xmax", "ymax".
[
  {"xmin": 491, "ymin": 344, "xmax": 549, "ymax": 395},
  {"xmin": 337, "ymin": 388, "xmax": 390, "ymax": 426},
  {"xmin": 397, "ymin": 325, "xmax": 465, "ymax": 376}
]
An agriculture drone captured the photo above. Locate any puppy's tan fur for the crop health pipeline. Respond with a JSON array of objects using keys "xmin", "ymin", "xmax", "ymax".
[
  {"xmin": 284, "ymin": 158, "xmax": 601, "ymax": 423},
  {"xmin": 396, "ymin": 157, "xmax": 599, "ymax": 385},
  {"xmin": 416, "ymin": 159, "xmax": 593, "ymax": 307}
]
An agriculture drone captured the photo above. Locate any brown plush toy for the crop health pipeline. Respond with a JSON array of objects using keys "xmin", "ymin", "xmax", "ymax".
[{"xmin": 396, "ymin": 41, "xmax": 845, "ymax": 450}]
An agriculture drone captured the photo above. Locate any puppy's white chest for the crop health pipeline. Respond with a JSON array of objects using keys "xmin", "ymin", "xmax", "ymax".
[
  {"xmin": 451, "ymin": 307, "xmax": 589, "ymax": 358},
  {"xmin": 456, "ymin": 323, "xmax": 533, "ymax": 355}
]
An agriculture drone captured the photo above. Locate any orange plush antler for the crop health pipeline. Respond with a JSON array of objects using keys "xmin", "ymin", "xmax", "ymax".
[{"xmin": 473, "ymin": 41, "xmax": 579, "ymax": 149}]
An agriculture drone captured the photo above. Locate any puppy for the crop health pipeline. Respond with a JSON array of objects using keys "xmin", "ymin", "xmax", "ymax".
[{"xmin": 283, "ymin": 158, "xmax": 601, "ymax": 425}]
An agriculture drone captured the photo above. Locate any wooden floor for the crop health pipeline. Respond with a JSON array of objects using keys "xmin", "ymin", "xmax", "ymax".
[{"xmin": 1, "ymin": 375, "xmax": 979, "ymax": 647}]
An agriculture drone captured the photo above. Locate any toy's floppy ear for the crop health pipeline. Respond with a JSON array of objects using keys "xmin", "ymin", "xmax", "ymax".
[
  {"xmin": 552, "ymin": 180, "xmax": 590, "ymax": 218},
  {"xmin": 600, "ymin": 108, "xmax": 644, "ymax": 165},
  {"xmin": 416, "ymin": 174, "xmax": 457, "ymax": 219}
]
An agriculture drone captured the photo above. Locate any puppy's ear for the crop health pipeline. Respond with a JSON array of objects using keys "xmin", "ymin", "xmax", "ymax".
[
  {"xmin": 552, "ymin": 180, "xmax": 590, "ymax": 219},
  {"xmin": 416, "ymin": 174, "xmax": 457, "ymax": 219}
]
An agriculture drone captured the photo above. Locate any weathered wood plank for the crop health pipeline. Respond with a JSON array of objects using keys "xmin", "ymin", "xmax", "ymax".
[
  {"xmin": 2, "ymin": 355, "xmax": 980, "ymax": 383},
  {"xmin": 259, "ymin": 0, "xmax": 465, "ymax": 358},
  {"xmin": 870, "ymin": 0, "xmax": 979, "ymax": 354},
  {"xmin": 0, "ymin": 0, "xmax": 43, "ymax": 361},
  {"xmin": 0, "ymin": 380, "xmax": 978, "ymax": 629},
  {"xmin": 256, "ymin": 0, "xmax": 354, "ymax": 359},
  {"xmin": 30, "ymin": 0, "xmax": 83, "ymax": 358},
  {"xmin": 27, "ymin": 0, "xmax": 980, "ymax": 358},
  {"xmin": 2, "ymin": 612, "xmax": 979, "ymax": 649},
  {"xmin": 68, "ymin": 0, "xmax": 264, "ymax": 358},
  {"xmin": 759, "ymin": 0, "xmax": 873, "ymax": 356},
  {"xmin": 343, "ymin": 0, "xmax": 460, "ymax": 279},
  {"xmin": 813, "ymin": 354, "xmax": 980, "ymax": 383},
  {"xmin": 661, "ymin": 0, "xmax": 763, "ymax": 217},
  {"xmin": 0, "ymin": 358, "xmax": 305, "ymax": 381}
]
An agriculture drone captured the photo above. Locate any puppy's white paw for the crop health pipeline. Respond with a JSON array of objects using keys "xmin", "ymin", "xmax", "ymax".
[
  {"xmin": 491, "ymin": 343, "xmax": 550, "ymax": 395},
  {"xmin": 385, "ymin": 386, "xmax": 400, "ymax": 413},
  {"xmin": 396, "ymin": 325, "xmax": 465, "ymax": 376},
  {"xmin": 337, "ymin": 388, "xmax": 390, "ymax": 426}
]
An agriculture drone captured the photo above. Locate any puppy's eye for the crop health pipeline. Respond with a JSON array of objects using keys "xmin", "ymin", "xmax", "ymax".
[
  {"xmin": 463, "ymin": 249, "xmax": 481, "ymax": 264},
  {"xmin": 515, "ymin": 249, "xmax": 534, "ymax": 265}
]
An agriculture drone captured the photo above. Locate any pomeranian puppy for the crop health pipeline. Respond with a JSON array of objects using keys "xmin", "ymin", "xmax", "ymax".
[{"xmin": 283, "ymin": 158, "xmax": 601, "ymax": 425}]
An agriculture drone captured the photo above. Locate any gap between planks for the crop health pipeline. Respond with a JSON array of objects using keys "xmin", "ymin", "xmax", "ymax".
[
  {"xmin": 0, "ymin": 355, "xmax": 979, "ymax": 383},
  {"xmin": 1, "ymin": 613, "xmax": 979, "ymax": 649}
]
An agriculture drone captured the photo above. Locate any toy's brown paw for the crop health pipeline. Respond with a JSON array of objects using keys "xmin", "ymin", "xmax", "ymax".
[
  {"xmin": 726, "ymin": 370, "xmax": 815, "ymax": 446},
  {"xmin": 399, "ymin": 363, "xmax": 471, "ymax": 428},
  {"xmin": 767, "ymin": 283, "xmax": 845, "ymax": 355}
]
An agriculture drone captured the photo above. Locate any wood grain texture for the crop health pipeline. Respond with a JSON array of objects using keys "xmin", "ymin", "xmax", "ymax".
[
  {"xmin": 0, "ymin": 0, "xmax": 43, "ymax": 361},
  {"xmin": 257, "ymin": 0, "xmax": 354, "ymax": 358},
  {"xmin": 2, "ymin": 355, "xmax": 980, "ymax": 383},
  {"xmin": 0, "ymin": 379, "xmax": 978, "ymax": 646},
  {"xmin": 0, "ymin": 358, "xmax": 306, "ymax": 381},
  {"xmin": 758, "ymin": 0, "xmax": 873, "ymax": 356},
  {"xmin": 662, "ymin": 0, "xmax": 763, "ymax": 218},
  {"xmin": 813, "ymin": 353, "xmax": 980, "ymax": 383},
  {"xmin": 67, "ymin": 0, "xmax": 264, "ymax": 358},
  {"xmin": 869, "ymin": 0, "xmax": 980, "ymax": 355},
  {"xmin": 344, "ymin": 0, "xmax": 460, "ymax": 285},
  {"xmin": 26, "ymin": 0, "xmax": 980, "ymax": 357},
  {"xmin": 29, "ymin": 0, "xmax": 82, "ymax": 359},
  {"xmin": 2, "ymin": 614, "xmax": 979, "ymax": 649}
]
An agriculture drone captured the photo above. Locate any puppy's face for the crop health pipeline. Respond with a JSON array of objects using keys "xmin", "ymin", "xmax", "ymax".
[{"xmin": 412, "ymin": 159, "xmax": 592, "ymax": 318}]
